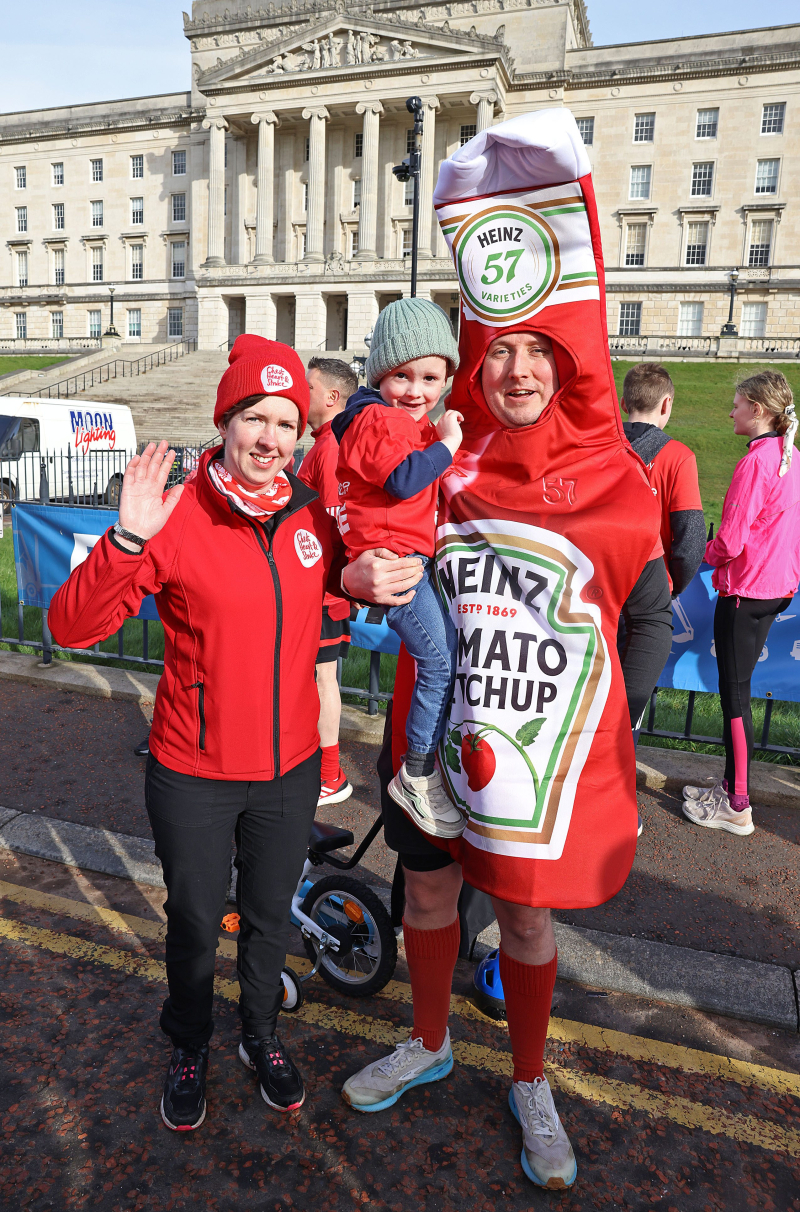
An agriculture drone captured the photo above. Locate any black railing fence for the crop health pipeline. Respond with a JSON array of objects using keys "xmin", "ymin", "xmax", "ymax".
[{"xmin": 1, "ymin": 340, "xmax": 197, "ymax": 401}]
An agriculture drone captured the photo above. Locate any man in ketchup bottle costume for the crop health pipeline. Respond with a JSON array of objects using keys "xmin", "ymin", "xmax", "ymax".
[{"xmin": 340, "ymin": 110, "xmax": 660, "ymax": 1191}]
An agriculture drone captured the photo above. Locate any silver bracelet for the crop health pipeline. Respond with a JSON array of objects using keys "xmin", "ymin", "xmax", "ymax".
[{"xmin": 113, "ymin": 522, "xmax": 147, "ymax": 548}]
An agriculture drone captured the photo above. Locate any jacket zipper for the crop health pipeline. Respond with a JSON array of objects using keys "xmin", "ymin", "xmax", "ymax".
[
  {"xmin": 249, "ymin": 523, "xmax": 283, "ymax": 776},
  {"xmin": 188, "ymin": 681, "xmax": 205, "ymax": 751}
]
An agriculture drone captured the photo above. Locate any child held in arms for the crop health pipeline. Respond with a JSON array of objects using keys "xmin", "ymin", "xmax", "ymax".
[{"xmin": 333, "ymin": 298, "xmax": 464, "ymax": 838}]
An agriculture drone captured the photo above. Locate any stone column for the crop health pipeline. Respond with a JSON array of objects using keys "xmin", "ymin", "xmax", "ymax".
[
  {"xmin": 202, "ymin": 116, "xmax": 228, "ymax": 267},
  {"xmin": 355, "ymin": 100, "xmax": 383, "ymax": 261},
  {"xmin": 250, "ymin": 111, "xmax": 280, "ymax": 264},
  {"xmin": 302, "ymin": 106, "xmax": 330, "ymax": 263},
  {"xmin": 417, "ymin": 96, "xmax": 440, "ymax": 261},
  {"xmin": 469, "ymin": 91, "xmax": 498, "ymax": 134}
]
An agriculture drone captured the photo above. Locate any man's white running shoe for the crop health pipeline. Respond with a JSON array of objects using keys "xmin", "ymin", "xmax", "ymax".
[
  {"xmin": 509, "ymin": 1078, "xmax": 578, "ymax": 1190},
  {"xmin": 388, "ymin": 764, "xmax": 466, "ymax": 838},
  {"xmin": 682, "ymin": 786, "xmax": 754, "ymax": 835},
  {"xmin": 342, "ymin": 1031, "xmax": 453, "ymax": 1112}
]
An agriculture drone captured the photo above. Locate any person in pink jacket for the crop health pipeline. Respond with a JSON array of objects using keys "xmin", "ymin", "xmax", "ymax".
[{"xmin": 683, "ymin": 370, "xmax": 799, "ymax": 836}]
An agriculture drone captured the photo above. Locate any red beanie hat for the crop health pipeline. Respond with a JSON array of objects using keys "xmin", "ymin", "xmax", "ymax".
[{"xmin": 214, "ymin": 335, "xmax": 310, "ymax": 435}]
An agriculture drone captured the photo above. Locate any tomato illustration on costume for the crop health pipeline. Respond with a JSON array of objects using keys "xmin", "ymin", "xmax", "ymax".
[{"xmin": 459, "ymin": 731, "xmax": 496, "ymax": 791}]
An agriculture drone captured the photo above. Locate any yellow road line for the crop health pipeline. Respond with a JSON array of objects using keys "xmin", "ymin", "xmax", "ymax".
[
  {"xmin": 2, "ymin": 881, "xmax": 799, "ymax": 1099},
  {"xmin": 0, "ymin": 911, "xmax": 798, "ymax": 1157}
]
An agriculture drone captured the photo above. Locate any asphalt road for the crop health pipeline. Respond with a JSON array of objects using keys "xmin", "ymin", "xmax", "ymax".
[{"xmin": 0, "ymin": 847, "xmax": 798, "ymax": 1212}]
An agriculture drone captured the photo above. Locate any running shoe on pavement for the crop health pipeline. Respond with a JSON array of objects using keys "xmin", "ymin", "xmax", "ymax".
[
  {"xmin": 509, "ymin": 1078, "xmax": 577, "ymax": 1190},
  {"xmin": 682, "ymin": 785, "xmax": 753, "ymax": 836},
  {"xmin": 388, "ymin": 765, "xmax": 466, "ymax": 838},
  {"xmin": 682, "ymin": 778, "xmax": 726, "ymax": 801},
  {"xmin": 239, "ymin": 1033, "xmax": 305, "ymax": 1112},
  {"xmin": 342, "ymin": 1030, "xmax": 453, "ymax": 1112},
  {"xmin": 160, "ymin": 1044, "xmax": 209, "ymax": 1131},
  {"xmin": 318, "ymin": 768, "xmax": 353, "ymax": 807}
]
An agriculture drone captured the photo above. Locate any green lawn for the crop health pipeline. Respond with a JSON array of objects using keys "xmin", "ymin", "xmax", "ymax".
[
  {"xmin": 611, "ymin": 360, "xmax": 800, "ymax": 531},
  {"xmin": 0, "ymin": 355, "xmax": 69, "ymax": 377}
]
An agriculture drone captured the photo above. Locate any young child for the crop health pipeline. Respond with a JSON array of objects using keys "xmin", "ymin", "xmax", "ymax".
[{"xmin": 333, "ymin": 298, "xmax": 465, "ymax": 838}]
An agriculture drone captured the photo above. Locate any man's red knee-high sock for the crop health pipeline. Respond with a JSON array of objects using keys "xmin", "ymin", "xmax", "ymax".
[
  {"xmin": 402, "ymin": 917, "xmax": 461, "ymax": 1052},
  {"xmin": 499, "ymin": 949, "xmax": 558, "ymax": 1083}
]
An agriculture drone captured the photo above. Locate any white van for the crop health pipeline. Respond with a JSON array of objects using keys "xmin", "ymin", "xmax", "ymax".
[{"xmin": 0, "ymin": 398, "xmax": 137, "ymax": 507}]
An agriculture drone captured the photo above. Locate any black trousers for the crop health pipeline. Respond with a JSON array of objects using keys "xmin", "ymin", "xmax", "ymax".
[
  {"xmin": 713, "ymin": 594, "xmax": 790, "ymax": 799},
  {"xmin": 617, "ymin": 557, "xmax": 674, "ymax": 736},
  {"xmin": 145, "ymin": 750, "xmax": 320, "ymax": 1048}
]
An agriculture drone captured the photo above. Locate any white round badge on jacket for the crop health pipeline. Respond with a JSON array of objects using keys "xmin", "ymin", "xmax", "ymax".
[
  {"xmin": 294, "ymin": 529, "xmax": 323, "ymax": 567},
  {"xmin": 261, "ymin": 364, "xmax": 293, "ymax": 392}
]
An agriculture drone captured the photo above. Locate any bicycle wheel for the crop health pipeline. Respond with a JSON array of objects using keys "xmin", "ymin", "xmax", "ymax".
[{"xmin": 301, "ymin": 875, "xmax": 397, "ymax": 997}]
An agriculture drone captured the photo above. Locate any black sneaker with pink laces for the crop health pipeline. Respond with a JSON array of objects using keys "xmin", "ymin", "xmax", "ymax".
[
  {"xmin": 239, "ymin": 1032, "xmax": 305, "ymax": 1111},
  {"xmin": 160, "ymin": 1044, "xmax": 209, "ymax": 1131}
]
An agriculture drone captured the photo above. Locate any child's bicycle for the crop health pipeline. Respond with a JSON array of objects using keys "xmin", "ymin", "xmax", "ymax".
[{"xmin": 280, "ymin": 816, "xmax": 398, "ymax": 1012}]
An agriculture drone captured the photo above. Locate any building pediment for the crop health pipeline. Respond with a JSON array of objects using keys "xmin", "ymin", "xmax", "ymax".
[{"xmin": 196, "ymin": 14, "xmax": 503, "ymax": 87}]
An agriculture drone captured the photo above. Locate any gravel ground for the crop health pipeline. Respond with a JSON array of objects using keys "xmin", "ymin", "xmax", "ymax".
[{"xmin": 1, "ymin": 680, "xmax": 798, "ymax": 967}]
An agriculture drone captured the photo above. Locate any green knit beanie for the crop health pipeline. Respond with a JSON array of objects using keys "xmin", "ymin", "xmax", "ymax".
[{"xmin": 365, "ymin": 298, "xmax": 460, "ymax": 387}]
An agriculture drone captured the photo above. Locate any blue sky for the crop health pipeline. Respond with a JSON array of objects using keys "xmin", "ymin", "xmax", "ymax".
[{"xmin": 0, "ymin": 1, "xmax": 798, "ymax": 112}]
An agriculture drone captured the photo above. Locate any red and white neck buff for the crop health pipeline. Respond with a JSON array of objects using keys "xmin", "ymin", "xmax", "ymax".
[{"xmin": 208, "ymin": 458, "xmax": 292, "ymax": 518}]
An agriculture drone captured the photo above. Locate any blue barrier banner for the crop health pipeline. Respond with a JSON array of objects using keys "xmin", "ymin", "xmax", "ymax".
[
  {"xmin": 12, "ymin": 503, "xmax": 159, "ymax": 622},
  {"xmin": 659, "ymin": 563, "xmax": 800, "ymax": 703},
  {"xmin": 350, "ymin": 607, "xmax": 401, "ymax": 655}
]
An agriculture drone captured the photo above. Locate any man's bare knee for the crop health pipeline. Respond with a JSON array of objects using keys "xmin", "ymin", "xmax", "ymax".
[
  {"xmin": 403, "ymin": 864, "xmax": 462, "ymax": 929},
  {"xmin": 492, "ymin": 900, "xmax": 554, "ymax": 963}
]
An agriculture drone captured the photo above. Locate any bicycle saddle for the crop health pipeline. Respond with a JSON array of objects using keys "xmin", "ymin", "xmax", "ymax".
[{"xmin": 308, "ymin": 820, "xmax": 354, "ymax": 854}]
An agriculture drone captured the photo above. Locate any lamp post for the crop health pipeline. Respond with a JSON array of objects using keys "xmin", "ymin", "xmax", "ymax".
[
  {"xmin": 392, "ymin": 96, "xmax": 424, "ymax": 297},
  {"xmin": 720, "ymin": 268, "xmax": 740, "ymax": 337},
  {"xmin": 104, "ymin": 286, "xmax": 119, "ymax": 337}
]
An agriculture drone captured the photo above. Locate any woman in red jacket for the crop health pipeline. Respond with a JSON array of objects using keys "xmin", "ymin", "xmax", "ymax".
[{"xmin": 49, "ymin": 337, "xmax": 344, "ymax": 1132}]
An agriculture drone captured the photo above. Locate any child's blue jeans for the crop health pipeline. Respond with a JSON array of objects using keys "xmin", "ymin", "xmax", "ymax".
[{"xmin": 385, "ymin": 555, "xmax": 456, "ymax": 775}]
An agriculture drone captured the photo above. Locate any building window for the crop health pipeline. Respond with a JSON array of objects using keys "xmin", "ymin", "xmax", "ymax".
[
  {"xmin": 629, "ymin": 165, "xmax": 651, "ymax": 200},
  {"xmin": 92, "ymin": 246, "xmax": 104, "ymax": 282},
  {"xmin": 53, "ymin": 203, "xmax": 65, "ymax": 231},
  {"xmin": 51, "ymin": 312, "xmax": 64, "ymax": 339},
  {"xmin": 172, "ymin": 149, "xmax": 186, "ymax": 176},
  {"xmin": 224, "ymin": 141, "xmax": 228, "ymax": 168},
  {"xmin": 352, "ymin": 178, "xmax": 361, "ymax": 207},
  {"xmin": 53, "ymin": 248, "xmax": 65, "ymax": 286},
  {"xmin": 131, "ymin": 154, "xmax": 143, "ymax": 179},
  {"xmin": 91, "ymin": 158, "xmax": 103, "ymax": 183},
  {"xmin": 131, "ymin": 243, "xmax": 144, "ymax": 281},
  {"xmin": 91, "ymin": 200, "xmax": 104, "ymax": 228},
  {"xmin": 691, "ymin": 162, "xmax": 714, "ymax": 197},
  {"xmin": 300, "ymin": 230, "xmax": 307, "ymax": 258},
  {"xmin": 302, "ymin": 181, "xmax": 308, "ymax": 212},
  {"xmin": 354, "ymin": 132, "xmax": 363, "ymax": 158},
  {"xmin": 304, "ymin": 137, "xmax": 310, "ymax": 162},
  {"xmin": 88, "ymin": 310, "xmax": 102, "ymax": 338},
  {"xmin": 128, "ymin": 309, "xmax": 142, "ymax": 339},
  {"xmin": 695, "ymin": 109, "xmax": 718, "ymax": 139},
  {"xmin": 741, "ymin": 302, "xmax": 767, "ymax": 337},
  {"xmin": 576, "ymin": 117, "xmax": 594, "ymax": 145},
  {"xmin": 677, "ymin": 302, "xmax": 704, "ymax": 337},
  {"xmin": 131, "ymin": 197, "xmax": 144, "ymax": 225},
  {"xmin": 618, "ymin": 302, "xmax": 642, "ymax": 336},
  {"xmin": 16, "ymin": 207, "xmax": 27, "ymax": 233},
  {"xmin": 406, "ymin": 129, "xmax": 415, "ymax": 155},
  {"xmin": 172, "ymin": 193, "xmax": 186, "ymax": 223},
  {"xmin": 633, "ymin": 113, "xmax": 655, "ymax": 143},
  {"xmin": 624, "ymin": 224, "xmax": 646, "ymax": 267},
  {"xmin": 15, "ymin": 313, "xmax": 27, "ymax": 340},
  {"xmin": 404, "ymin": 177, "xmax": 414, "ymax": 206},
  {"xmin": 761, "ymin": 103, "xmax": 785, "ymax": 135},
  {"xmin": 460, "ymin": 124, "xmax": 477, "ymax": 146},
  {"xmin": 167, "ymin": 308, "xmax": 183, "ymax": 338},
  {"xmin": 52, "ymin": 162, "xmax": 64, "ymax": 186},
  {"xmin": 755, "ymin": 159, "xmax": 779, "ymax": 195},
  {"xmin": 685, "ymin": 221, "xmax": 709, "ymax": 266},
  {"xmin": 17, "ymin": 251, "xmax": 28, "ymax": 288},
  {"xmin": 171, "ymin": 242, "xmax": 186, "ymax": 279},
  {"xmin": 748, "ymin": 219, "xmax": 773, "ymax": 267},
  {"xmin": 350, "ymin": 229, "xmax": 359, "ymax": 258},
  {"xmin": 224, "ymin": 186, "xmax": 227, "ymax": 218},
  {"xmin": 402, "ymin": 227, "xmax": 413, "ymax": 258},
  {"xmin": 15, "ymin": 166, "xmax": 26, "ymax": 190}
]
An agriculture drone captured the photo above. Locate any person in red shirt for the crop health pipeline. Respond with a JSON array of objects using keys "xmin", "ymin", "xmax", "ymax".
[
  {"xmin": 333, "ymin": 298, "xmax": 464, "ymax": 838},
  {"xmin": 299, "ymin": 357, "xmax": 359, "ymax": 805}
]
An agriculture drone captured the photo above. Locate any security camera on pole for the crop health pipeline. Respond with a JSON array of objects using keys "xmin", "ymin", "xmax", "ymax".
[{"xmin": 392, "ymin": 96, "xmax": 425, "ymax": 298}]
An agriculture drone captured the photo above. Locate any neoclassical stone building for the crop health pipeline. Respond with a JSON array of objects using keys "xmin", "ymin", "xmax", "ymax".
[{"xmin": 1, "ymin": 1, "xmax": 798, "ymax": 353}]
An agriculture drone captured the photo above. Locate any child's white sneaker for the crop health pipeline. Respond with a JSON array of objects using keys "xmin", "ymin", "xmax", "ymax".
[{"xmin": 388, "ymin": 764, "xmax": 466, "ymax": 838}]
